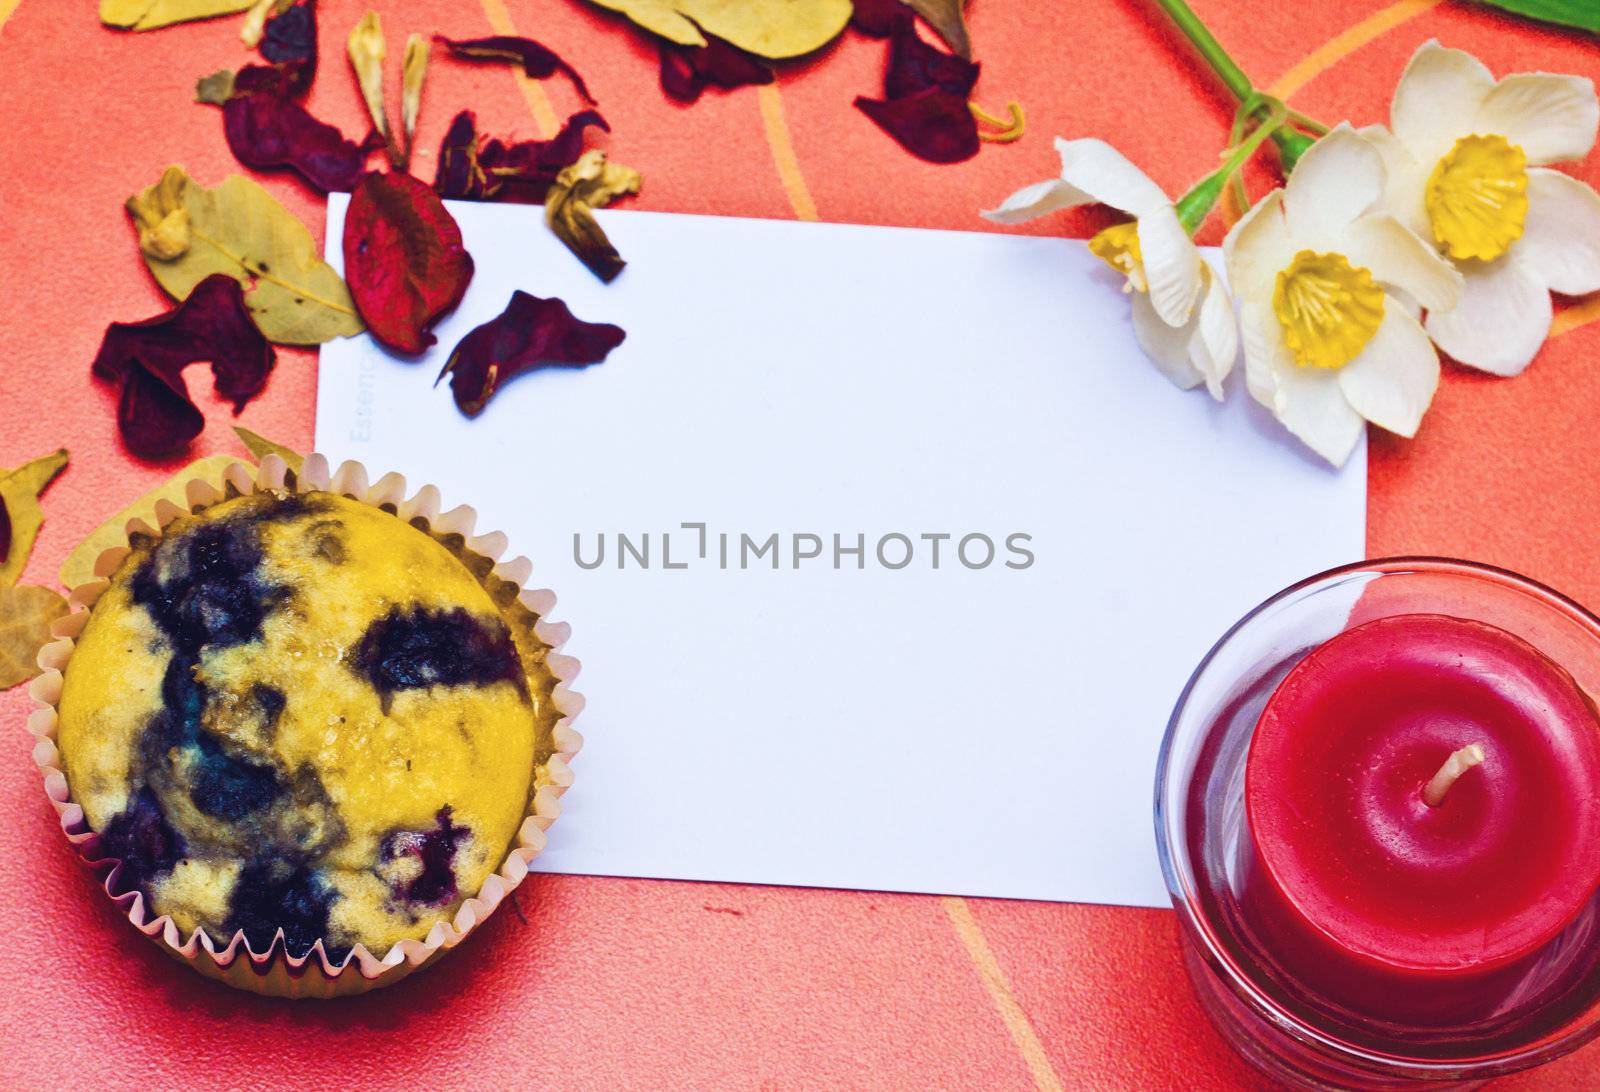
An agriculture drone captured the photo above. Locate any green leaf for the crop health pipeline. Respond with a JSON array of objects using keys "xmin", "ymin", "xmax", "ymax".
[
  {"xmin": 1472, "ymin": 0, "xmax": 1599, "ymax": 32},
  {"xmin": 100, "ymin": 0, "xmax": 257, "ymax": 31},
  {"xmin": 127, "ymin": 166, "xmax": 365, "ymax": 346},
  {"xmin": 233, "ymin": 427, "xmax": 305, "ymax": 472}
]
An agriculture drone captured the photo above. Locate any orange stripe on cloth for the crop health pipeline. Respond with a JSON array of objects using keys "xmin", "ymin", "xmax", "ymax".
[
  {"xmin": 477, "ymin": 0, "xmax": 560, "ymax": 138},
  {"xmin": 1266, "ymin": 0, "xmax": 1443, "ymax": 100},
  {"xmin": 757, "ymin": 84, "xmax": 819, "ymax": 222},
  {"xmin": 941, "ymin": 896, "xmax": 1066, "ymax": 1092}
]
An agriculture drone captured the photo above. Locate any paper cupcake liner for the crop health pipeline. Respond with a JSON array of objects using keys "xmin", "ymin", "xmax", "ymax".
[{"xmin": 26, "ymin": 453, "xmax": 584, "ymax": 998}]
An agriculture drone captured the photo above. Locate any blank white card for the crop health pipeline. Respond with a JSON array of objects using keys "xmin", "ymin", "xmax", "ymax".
[{"xmin": 316, "ymin": 200, "xmax": 1365, "ymax": 909}]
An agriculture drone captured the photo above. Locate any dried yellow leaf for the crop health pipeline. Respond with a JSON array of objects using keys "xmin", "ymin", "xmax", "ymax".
[
  {"xmin": 233, "ymin": 427, "xmax": 305, "ymax": 473},
  {"xmin": 402, "ymin": 33, "xmax": 430, "ymax": 147},
  {"xmin": 903, "ymin": 0, "xmax": 970, "ymax": 59},
  {"xmin": 546, "ymin": 150, "xmax": 642, "ymax": 283},
  {"xmin": 0, "ymin": 449, "xmax": 68, "ymax": 589},
  {"xmin": 0, "ymin": 585, "xmax": 68, "ymax": 689},
  {"xmin": 676, "ymin": 0, "xmax": 851, "ymax": 59},
  {"xmin": 128, "ymin": 166, "xmax": 192, "ymax": 261},
  {"xmin": 238, "ymin": 0, "xmax": 276, "ymax": 47},
  {"xmin": 100, "ymin": 0, "xmax": 256, "ymax": 31},
  {"xmin": 127, "ymin": 166, "xmax": 364, "ymax": 346},
  {"xmin": 349, "ymin": 11, "xmax": 389, "ymax": 138},
  {"xmin": 589, "ymin": 0, "xmax": 706, "ymax": 47},
  {"xmin": 58, "ymin": 454, "xmax": 247, "ymax": 591}
]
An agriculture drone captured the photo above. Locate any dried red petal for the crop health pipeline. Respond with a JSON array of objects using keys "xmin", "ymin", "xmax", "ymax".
[
  {"xmin": 435, "ymin": 35, "xmax": 595, "ymax": 105},
  {"xmin": 91, "ymin": 275, "xmax": 276, "ymax": 458},
  {"xmin": 855, "ymin": 19, "xmax": 980, "ymax": 164},
  {"xmin": 344, "ymin": 170, "xmax": 475, "ymax": 354},
  {"xmin": 850, "ymin": 0, "xmax": 910, "ymax": 36},
  {"xmin": 434, "ymin": 109, "xmax": 608, "ymax": 201},
  {"xmin": 223, "ymin": 82, "xmax": 378, "ymax": 193},
  {"xmin": 855, "ymin": 88, "xmax": 979, "ymax": 163},
  {"xmin": 658, "ymin": 34, "xmax": 773, "ymax": 104},
  {"xmin": 883, "ymin": 16, "xmax": 977, "ymax": 99},
  {"xmin": 438, "ymin": 290, "xmax": 625, "ymax": 417}
]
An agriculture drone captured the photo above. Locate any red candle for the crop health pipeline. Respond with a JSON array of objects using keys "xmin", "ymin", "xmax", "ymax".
[{"xmin": 1243, "ymin": 613, "xmax": 1600, "ymax": 1025}]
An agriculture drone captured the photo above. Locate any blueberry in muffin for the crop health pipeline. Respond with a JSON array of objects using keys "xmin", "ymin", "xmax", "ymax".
[{"xmin": 56, "ymin": 490, "xmax": 562, "ymax": 961}]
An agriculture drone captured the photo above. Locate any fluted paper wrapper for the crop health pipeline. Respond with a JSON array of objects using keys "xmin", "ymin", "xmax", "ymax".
[{"xmin": 27, "ymin": 454, "xmax": 583, "ymax": 998}]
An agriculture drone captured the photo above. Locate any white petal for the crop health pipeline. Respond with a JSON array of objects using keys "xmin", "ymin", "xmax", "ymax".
[
  {"xmin": 1517, "ymin": 168, "xmax": 1600, "ymax": 295},
  {"xmin": 1343, "ymin": 213, "xmax": 1462, "ymax": 313},
  {"xmin": 1425, "ymin": 256, "xmax": 1552, "ymax": 376},
  {"xmin": 1283, "ymin": 124, "xmax": 1386, "ymax": 246},
  {"xmin": 1359, "ymin": 124, "xmax": 1431, "ymax": 238},
  {"xmin": 982, "ymin": 177, "xmax": 1092, "ymax": 224},
  {"xmin": 1224, "ymin": 190, "xmax": 1293, "ymax": 303},
  {"xmin": 1055, "ymin": 137, "xmax": 1170, "ymax": 217},
  {"xmin": 1338, "ymin": 308, "xmax": 1439, "ymax": 438},
  {"xmin": 1391, "ymin": 41, "xmax": 1494, "ymax": 163},
  {"xmin": 1475, "ymin": 73, "xmax": 1599, "ymax": 166},
  {"xmin": 1136, "ymin": 204, "xmax": 1203, "ymax": 326},
  {"xmin": 1131, "ymin": 290, "xmax": 1204, "ymax": 391},
  {"xmin": 1240, "ymin": 302, "xmax": 1365, "ymax": 466},
  {"xmin": 1187, "ymin": 270, "xmax": 1239, "ymax": 400}
]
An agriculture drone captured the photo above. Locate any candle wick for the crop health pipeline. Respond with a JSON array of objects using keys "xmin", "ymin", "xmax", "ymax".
[{"xmin": 1422, "ymin": 744, "xmax": 1487, "ymax": 808}]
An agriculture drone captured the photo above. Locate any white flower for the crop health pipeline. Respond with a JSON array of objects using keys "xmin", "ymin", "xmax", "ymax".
[
  {"xmin": 1224, "ymin": 125, "xmax": 1463, "ymax": 467},
  {"xmin": 1362, "ymin": 41, "xmax": 1600, "ymax": 376},
  {"xmin": 982, "ymin": 138, "xmax": 1238, "ymax": 399}
]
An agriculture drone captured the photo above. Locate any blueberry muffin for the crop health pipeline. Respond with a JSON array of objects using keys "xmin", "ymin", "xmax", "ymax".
[{"xmin": 56, "ymin": 489, "xmax": 562, "ymax": 962}]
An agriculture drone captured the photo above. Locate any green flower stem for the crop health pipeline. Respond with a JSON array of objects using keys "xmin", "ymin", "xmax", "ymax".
[
  {"xmin": 1175, "ymin": 101, "xmax": 1288, "ymax": 233},
  {"xmin": 1148, "ymin": 0, "xmax": 1321, "ymax": 171},
  {"xmin": 1149, "ymin": 0, "xmax": 1253, "ymax": 101}
]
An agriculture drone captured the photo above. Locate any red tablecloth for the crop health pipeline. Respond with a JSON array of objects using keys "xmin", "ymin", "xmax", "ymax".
[{"xmin": 3, "ymin": 1, "xmax": 1599, "ymax": 1087}]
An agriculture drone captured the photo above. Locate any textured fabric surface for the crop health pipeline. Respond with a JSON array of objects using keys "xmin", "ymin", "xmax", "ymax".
[{"xmin": 2, "ymin": 1, "xmax": 1598, "ymax": 1088}]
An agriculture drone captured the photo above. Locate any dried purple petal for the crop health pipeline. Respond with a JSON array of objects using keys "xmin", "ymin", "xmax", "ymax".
[
  {"xmin": 850, "ymin": 0, "xmax": 910, "ymax": 36},
  {"xmin": 435, "ymin": 34, "xmax": 595, "ymax": 105},
  {"xmin": 438, "ymin": 290, "xmax": 625, "ymax": 417},
  {"xmin": 855, "ymin": 18, "xmax": 980, "ymax": 164},
  {"xmin": 855, "ymin": 88, "xmax": 979, "ymax": 163},
  {"xmin": 91, "ymin": 275, "xmax": 276, "ymax": 458},
  {"xmin": 883, "ymin": 15, "xmax": 977, "ymax": 99},
  {"xmin": 658, "ymin": 34, "xmax": 773, "ymax": 104},
  {"xmin": 259, "ymin": 0, "xmax": 317, "ymax": 94},
  {"xmin": 434, "ymin": 109, "xmax": 609, "ymax": 201},
  {"xmin": 221, "ymin": 78, "xmax": 379, "ymax": 193}
]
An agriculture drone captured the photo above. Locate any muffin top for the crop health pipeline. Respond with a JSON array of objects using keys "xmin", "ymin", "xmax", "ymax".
[{"xmin": 56, "ymin": 489, "xmax": 559, "ymax": 961}]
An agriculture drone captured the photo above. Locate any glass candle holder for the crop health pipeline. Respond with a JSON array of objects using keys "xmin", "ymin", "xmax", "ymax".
[{"xmin": 1155, "ymin": 558, "xmax": 1600, "ymax": 1090}]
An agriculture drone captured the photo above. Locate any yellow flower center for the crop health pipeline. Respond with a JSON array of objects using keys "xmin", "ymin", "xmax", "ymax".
[
  {"xmin": 1272, "ymin": 250, "xmax": 1386, "ymax": 369},
  {"xmin": 1088, "ymin": 222, "xmax": 1146, "ymax": 291},
  {"xmin": 1424, "ymin": 133, "xmax": 1528, "ymax": 262}
]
